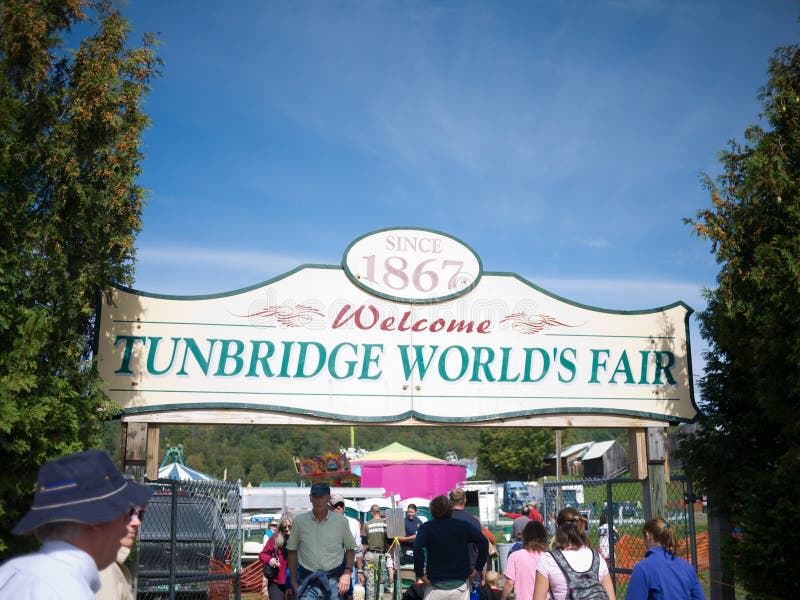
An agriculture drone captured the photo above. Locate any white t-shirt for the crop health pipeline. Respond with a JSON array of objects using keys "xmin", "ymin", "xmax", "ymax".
[
  {"xmin": 347, "ymin": 515, "xmax": 363, "ymax": 559},
  {"xmin": 597, "ymin": 524, "xmax": 610, "ymax": 559},
  {"xmin": 536, "ymin": 547, "xmax": 609, "ymax": 600},
  {"xmin": 0, "ymin": 540, "xmax": 100, "ymax": 599}
]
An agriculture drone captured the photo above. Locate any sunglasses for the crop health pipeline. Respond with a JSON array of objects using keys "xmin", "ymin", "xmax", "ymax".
[{"xmin": 128, "ymin": 506, "xmax": 146, "ymax": 521}]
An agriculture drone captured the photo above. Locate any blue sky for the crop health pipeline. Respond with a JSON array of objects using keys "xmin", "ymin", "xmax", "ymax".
[{"xmin": 122, "ymin": 1, "xmax": 798, "ymax": 379}]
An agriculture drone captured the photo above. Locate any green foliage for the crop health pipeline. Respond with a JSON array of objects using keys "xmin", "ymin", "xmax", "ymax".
[
  {"xmin": 478, "ymin": 428, "xmax": 554, "ymax": 480},
  {"xmin": 135, "ymin": 424, "xmax": 556, "ymax": 485},
  {"xmin": 0, "ymin": 0, "xmax": 159, "ymax": 557},
  {"xmin": 149, "ymin": 424, "xmax": 489, "ymax": 482},
  {"xmin": 131, "ymin": 424, "xmax": 630, "ymax": 487},
  {"xmin": 681, "ymin": 43, "xmax": 800, "ymax": 598}
]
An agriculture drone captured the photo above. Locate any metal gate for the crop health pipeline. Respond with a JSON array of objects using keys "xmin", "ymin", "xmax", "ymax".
[
  {"xmin": 135, "ymin": 478, "xmax": 242, "ymax": 600},
  {"xmin": 542, "ymin": 475, "xmax": 699, "ymax": 594}
]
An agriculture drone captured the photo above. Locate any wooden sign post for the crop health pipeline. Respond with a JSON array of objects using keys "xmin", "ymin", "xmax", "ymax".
[
  {"xmin": 645, "ymin": 427, "xmax": 668, "ymax": 519},
  {"xmin": 120, "ymin": 422, "xmax": 159, "ymax": 480}
]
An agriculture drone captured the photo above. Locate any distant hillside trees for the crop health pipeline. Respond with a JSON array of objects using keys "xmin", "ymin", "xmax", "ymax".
[
  {"xmin": 121, "ymin": 423, "xmax": 629, "ymax": 486},
  {"xmin": 145, "ymin": 424, "xmax": 489, "ymax": 483},
  {"xmin": 478, "ymin": 429, "xmax": 554, "ymax": 480},
  {"xmin": 0, "ymin": 0, "xmax": 159, "ymax": 557},
  {"xmin": 681, "ymin": 42, "xmax": 800, "ymax": 596}
]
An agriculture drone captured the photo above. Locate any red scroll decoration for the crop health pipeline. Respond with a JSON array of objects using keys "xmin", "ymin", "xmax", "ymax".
[{"xmin": 500, "ymin": 312, "xmax": 575, "ymax": 335}]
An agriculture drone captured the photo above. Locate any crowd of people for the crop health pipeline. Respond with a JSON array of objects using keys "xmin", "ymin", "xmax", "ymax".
[
  {"xmin": 258, "ymin": 488, "xmax": 705, "ymax": 600},
  {"xmin": 0, "ymin": 451, "xmax": 706, "ymax": 600}
]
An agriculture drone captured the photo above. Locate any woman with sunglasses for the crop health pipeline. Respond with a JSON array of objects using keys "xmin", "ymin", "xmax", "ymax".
[
  {"xmin": 96, "ymin": 505, "xmax": 146, "ymax": 600},
  {"xmin": 625, "ymin": 518, "xmax": 705, "ymax": 599},
  {"xmin": 260, "ymin": 514, "xmax": 295, "ymax": 600}
]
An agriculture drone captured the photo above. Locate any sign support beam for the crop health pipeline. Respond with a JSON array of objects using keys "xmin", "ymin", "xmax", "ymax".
[{"xmin": 645, "ymin": 427, "xmax": 668, "ymax": 519}]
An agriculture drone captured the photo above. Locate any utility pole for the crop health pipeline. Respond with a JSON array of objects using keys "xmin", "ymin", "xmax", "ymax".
[{"xmin": 555, "ymin": 429, "xmax": 562, "ymax": 510}]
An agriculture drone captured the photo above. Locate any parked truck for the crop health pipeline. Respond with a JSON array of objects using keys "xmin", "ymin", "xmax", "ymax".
[
  {"xmin": 501, "ymin": 480, "xmax": 536, "ymax": 513},
  {"xmin": 542, "ymin": 482, "xmax": 585, "ymax": 521}
]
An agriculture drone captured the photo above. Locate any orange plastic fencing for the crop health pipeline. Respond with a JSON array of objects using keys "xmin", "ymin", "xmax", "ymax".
[
  {"xmin": 242, "ymin": 560, "xmax": 266, "ymax": 594},
  {"xmin": 610, "ymin": 533, "xmax": 646, "ymax": 584},
  {"xmin": 209, "ymin": 557, "xmax": 233, "ymax": 600},
  {"xmin": 609, "ymin": 530, "xmax": 710, "ymax": 584},
  {"xmin": 208, "ymin": 556, "xmax": 269, "ymax": 597},
  {"xmin": 694, "ymin": 531, "xmax": 710, "ymax": 570}
]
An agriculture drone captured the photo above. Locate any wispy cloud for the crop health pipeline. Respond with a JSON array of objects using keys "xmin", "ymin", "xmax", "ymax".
[
  {"xmin": 137, "ymin": 244, "xmax": 708, "ymax": 309},
  {"xmin": 137, "ymin": 246, "xmax": 328, "ymax": 275},
  {"xmin": 576, "ymin": 238, "xmax": 611, "ymax": 249}
]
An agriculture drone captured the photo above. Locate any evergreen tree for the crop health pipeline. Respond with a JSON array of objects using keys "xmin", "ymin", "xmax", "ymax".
[
  {"xmin": 0, "ymin": 0, "xmax": 159, "ymax": 556},
  {"xmin": 681, "ymin": 43, "xmax": 800, "ymax": 597}
]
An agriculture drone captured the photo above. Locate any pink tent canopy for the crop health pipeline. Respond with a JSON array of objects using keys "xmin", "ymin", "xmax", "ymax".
[{"xmin": 351, "ymin": 442, "xmax": 466, "ymax": 500}]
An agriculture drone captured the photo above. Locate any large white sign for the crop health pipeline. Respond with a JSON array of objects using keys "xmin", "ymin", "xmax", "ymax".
[{"xmin": 97, "ymin": 228, "xmax": 697, "ymax": 427}]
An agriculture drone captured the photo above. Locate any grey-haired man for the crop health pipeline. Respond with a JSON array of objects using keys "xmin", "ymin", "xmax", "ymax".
[
  {"xmin": 287, "ymin": 482, "xmax": 356, "ymax": 600},
  {"xmin": 0, "ymin": 450, "xmax": 153, "ymax": 599}
]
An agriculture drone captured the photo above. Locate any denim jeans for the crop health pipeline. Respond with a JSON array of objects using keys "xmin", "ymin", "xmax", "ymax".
[{"xmin": 298, "ymin": 575, "xmax": 344, "ymax": 600}]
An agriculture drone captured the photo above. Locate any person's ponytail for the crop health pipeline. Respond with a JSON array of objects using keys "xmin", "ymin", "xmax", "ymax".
[
  {"xmin": 552, "ymin": 507, "xmax": 590, "ymax": 550},
  {"xmin": 643, "ymin": 518, "xmax": 677, "ymax": 554}
]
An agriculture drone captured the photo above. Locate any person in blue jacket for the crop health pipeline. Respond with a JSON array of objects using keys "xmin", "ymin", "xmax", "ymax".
[
  {"xmin": 414, "ymin": 495, "xmax": 489, "ymax": 600},
  {"xmin": 625, "ymin": 518, "xmax": 705, "ymax": 600}
]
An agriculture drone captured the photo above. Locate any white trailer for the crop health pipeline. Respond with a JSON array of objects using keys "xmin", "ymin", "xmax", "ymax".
[{"xmin": 458, "ymin": 480, "xmax": 499, "ymax": 526}]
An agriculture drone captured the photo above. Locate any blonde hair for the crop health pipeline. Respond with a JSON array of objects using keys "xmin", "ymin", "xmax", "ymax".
[
  {"xmin": 552, "ymin": 507, "xmax": 590, "ymax": 550},
  {"xmin": 449, "ymin": 487, "xmax": 467, "ymax": 506},
  {"xmin": 643, "ymin": 518, "xmax": 678, "ymax": 554},
  {"xmin": 273, "ymin": 513, "xmax": 294, "ymax": 548},
  {"xmin": 484, "ymin": 571, "xmax": 500, "ymax": 587}
]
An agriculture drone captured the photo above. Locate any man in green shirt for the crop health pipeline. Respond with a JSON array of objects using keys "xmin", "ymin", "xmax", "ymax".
[{"xmin": 288, "ymin": 483, "xmax": 356, "ymax": 600}]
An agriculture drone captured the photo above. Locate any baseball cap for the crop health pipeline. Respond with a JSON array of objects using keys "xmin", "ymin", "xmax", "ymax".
[{"xmin": 309, "ymin": 482, "xmax": 331, "ymax": 496}]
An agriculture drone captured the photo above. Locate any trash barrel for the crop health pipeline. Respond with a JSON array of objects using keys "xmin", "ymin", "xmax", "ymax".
[{"xmin": 497, "ymin": 543, "xmax": 514, "ymax": 572}]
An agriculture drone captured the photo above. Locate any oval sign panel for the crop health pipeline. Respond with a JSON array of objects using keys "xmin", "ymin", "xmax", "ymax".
[{"xmin": 342, "ymin": 227, "xmax": 483, "ymax": 303}]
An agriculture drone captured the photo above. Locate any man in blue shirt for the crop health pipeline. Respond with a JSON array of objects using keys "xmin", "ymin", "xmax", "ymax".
[
  {"xmin": 448, "ymin": 488, "xmax": 483, "ymax": 579},
  {"xmin": 414, "ymin": 495, "xmax": 488, "ymax": 600},
  {"xmin": 398, "ymin": 503, "xmax": 423, "ymax": 565}
]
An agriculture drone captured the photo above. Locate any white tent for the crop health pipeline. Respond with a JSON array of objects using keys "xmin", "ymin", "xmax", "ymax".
[{"xmin": 157, "ymin": 461, "xmax": 215, "ymax": 481}]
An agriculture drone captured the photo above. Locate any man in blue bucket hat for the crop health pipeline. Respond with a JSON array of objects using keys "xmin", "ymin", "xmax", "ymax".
[{"xmin": 0, "ymin": 449, "xmax": 153, "ymax": 599}]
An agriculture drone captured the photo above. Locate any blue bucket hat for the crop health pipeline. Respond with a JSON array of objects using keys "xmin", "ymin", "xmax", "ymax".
[{"xmin": 12, "ymin": 449, "xmax": 154, "ymax": 535}]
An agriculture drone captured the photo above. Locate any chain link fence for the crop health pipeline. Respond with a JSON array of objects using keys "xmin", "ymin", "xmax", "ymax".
[
  {"xmin": 542, "ymin": 475, "xmax": 700, "ymax": 595},
  {"xmin": 134, "ymin": 478, "xmax": 242, "ymax": 600}
]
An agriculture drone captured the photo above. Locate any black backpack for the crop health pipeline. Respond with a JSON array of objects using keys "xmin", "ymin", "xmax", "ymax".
[{"xmin": 549, "ymin": 548, "xmax": 609, "ymax": 600}]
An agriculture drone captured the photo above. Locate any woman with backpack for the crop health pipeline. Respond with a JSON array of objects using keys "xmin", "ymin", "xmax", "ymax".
[
  {"xmin": 625, "ymin": 518, "xmax": 705, "ymax": 599},
  {"xmin": 260, "ymin": 514, "xmax": 294, "ymax": 600},
  {"xmin": 533, "ymin": 507, "xmax": 615, "ymax": 600}
]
